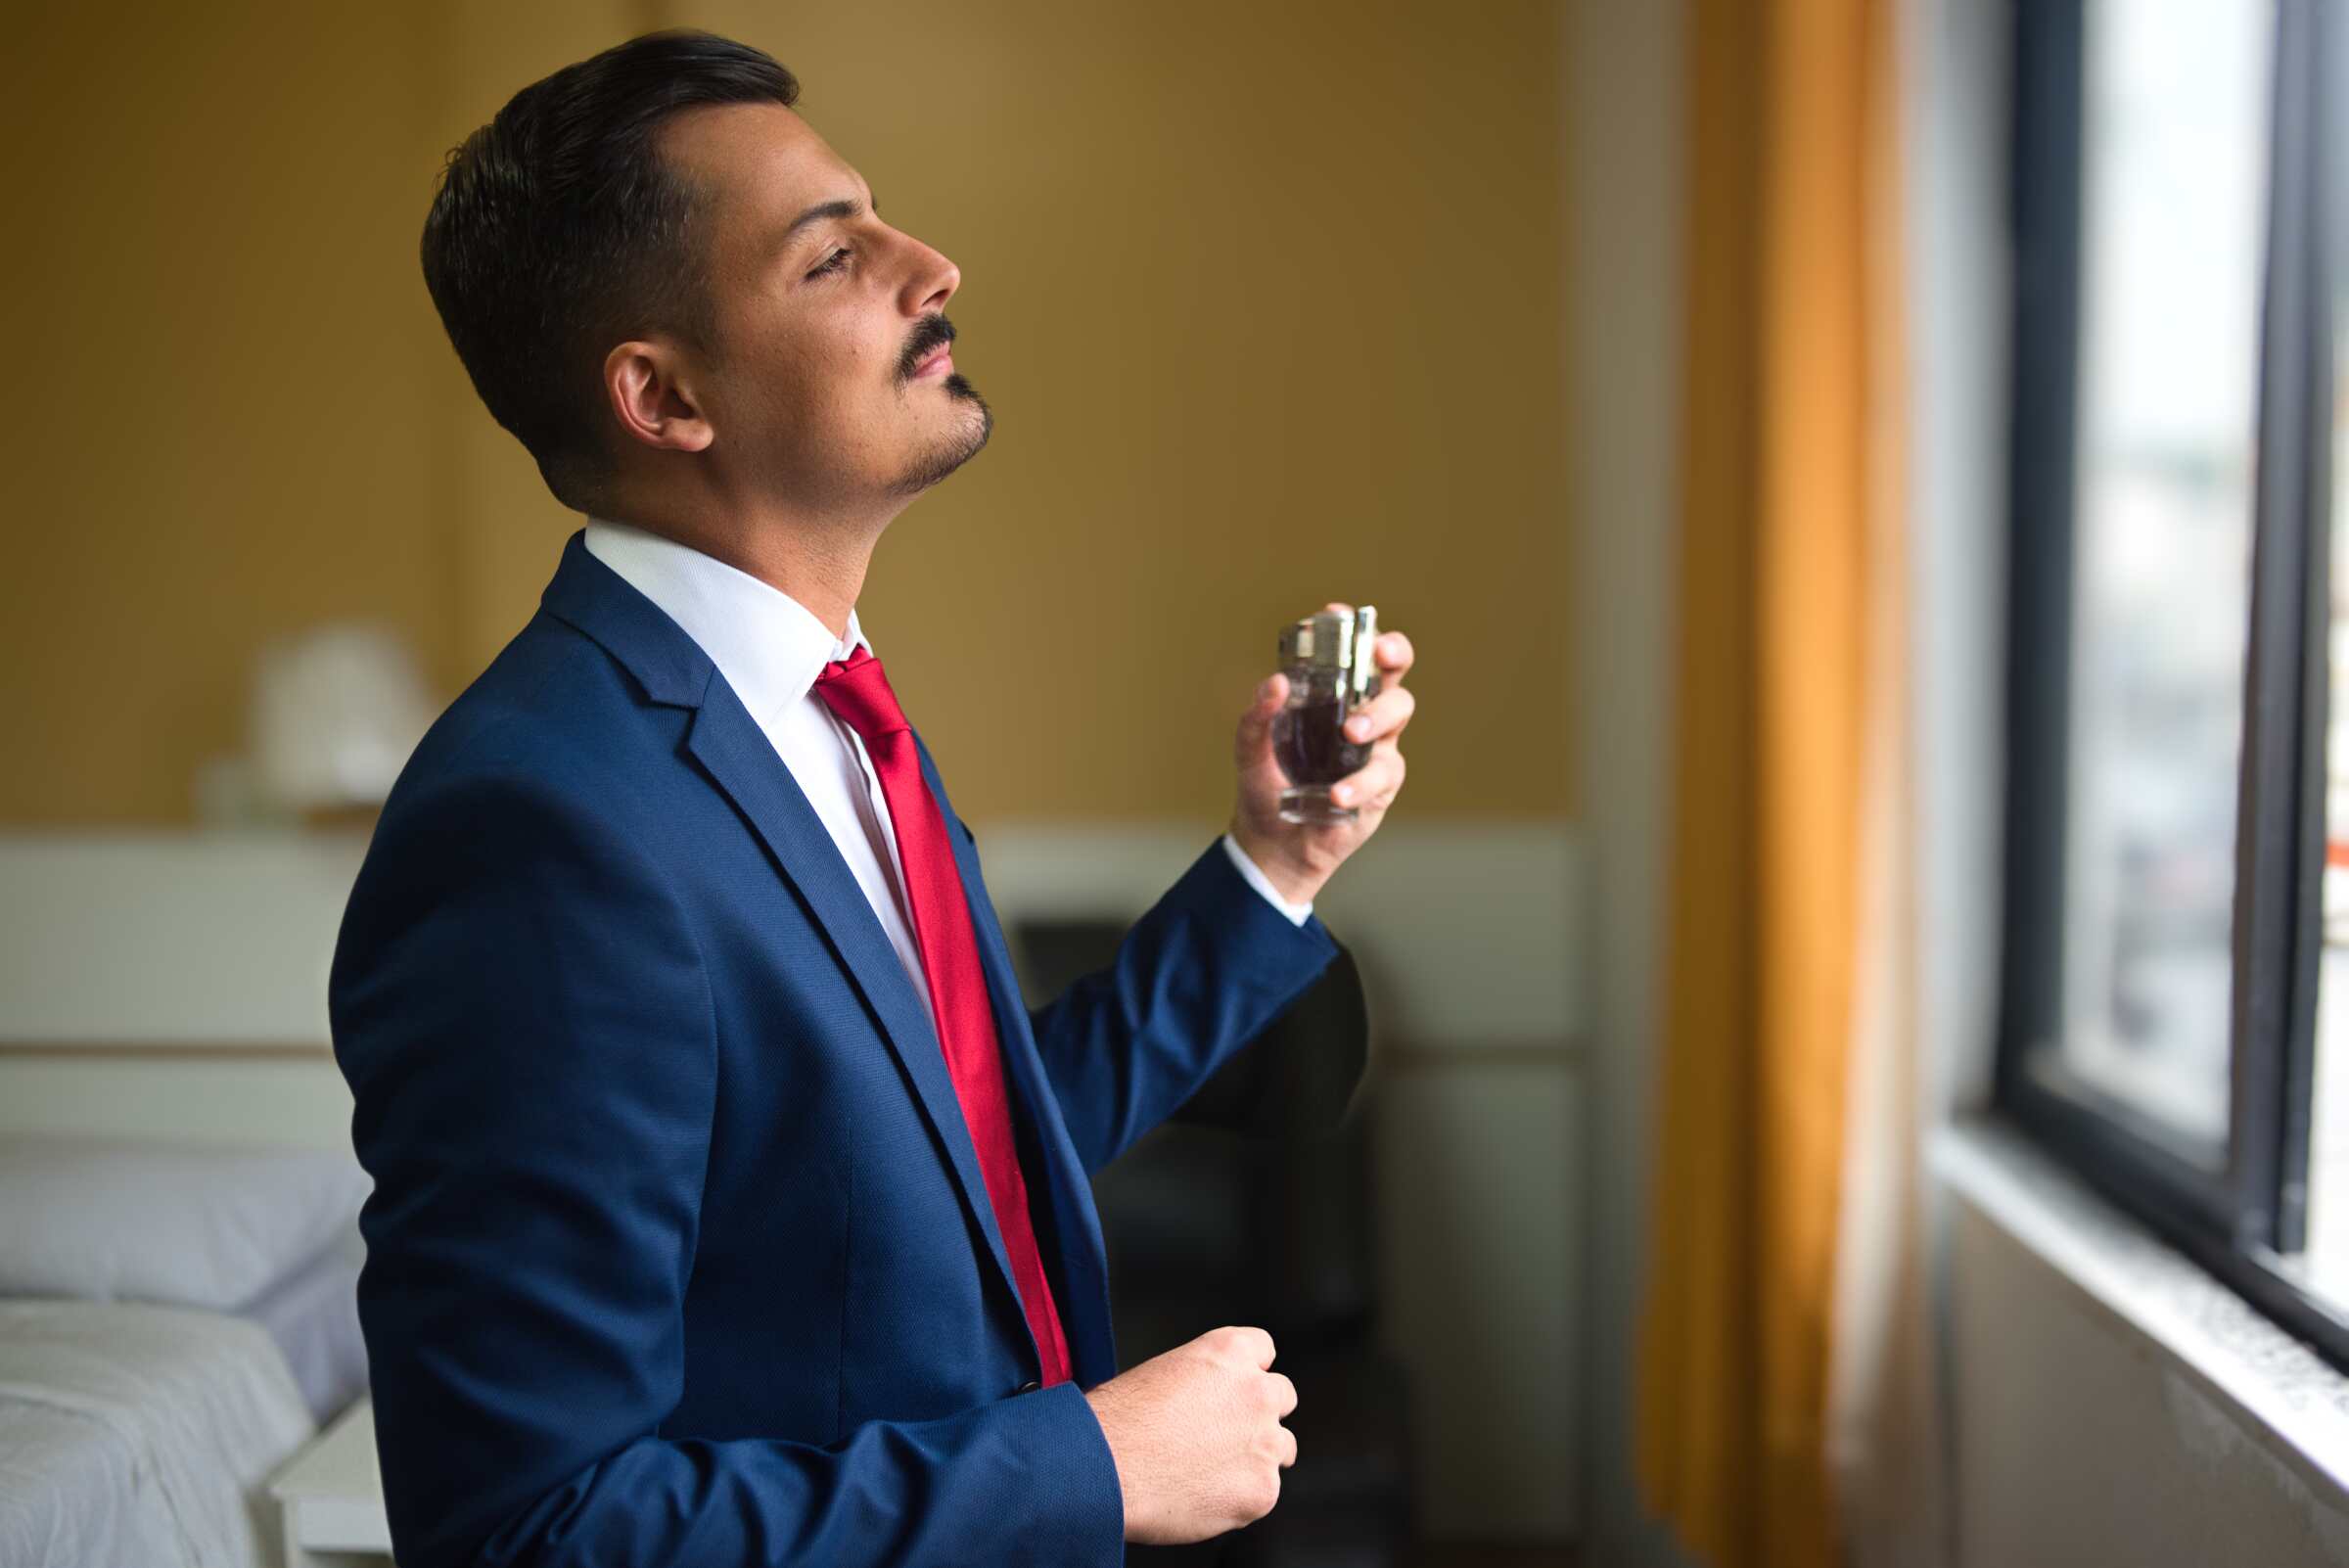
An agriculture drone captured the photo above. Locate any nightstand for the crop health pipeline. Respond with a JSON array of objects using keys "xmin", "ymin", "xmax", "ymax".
[{"xmin": 268, "ymin": 1394, "xmax": 393, "ymax": 1567}]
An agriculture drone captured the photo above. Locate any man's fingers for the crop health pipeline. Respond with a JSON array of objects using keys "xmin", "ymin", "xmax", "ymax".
[
  {"xmin": 1341, "ymin": 685, "xmax": 1416, "ymax": 744},
  {"xmin": 1373, "ymin": 629, "xmax": 1413, "ymax": 685},
  {"xmin": 1328, "ymin": 753, "xmax": 1405, "ymax": 810},
  {"xmin": 1235, "ymin": 672, "xmax": 1287, "ymax": 761}
]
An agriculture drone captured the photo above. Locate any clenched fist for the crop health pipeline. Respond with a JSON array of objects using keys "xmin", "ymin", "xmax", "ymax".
[{"xmin": 1081, "ymin": 1325, "xmax": 1299, "ymax": 1545}]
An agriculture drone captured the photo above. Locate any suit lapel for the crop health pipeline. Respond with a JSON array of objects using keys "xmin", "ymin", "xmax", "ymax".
[
  {"xmin": 540, "ymin": 530, "xmax": 1027, "ymax": 1338},
  {"xmin": 686, "ymin": 680, "xmax": 1033, "ymax": 1336}
]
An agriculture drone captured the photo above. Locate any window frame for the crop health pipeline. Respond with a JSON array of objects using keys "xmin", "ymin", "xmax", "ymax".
[{"xmin": 1996, "ymin": 0, "xmax": 2346, "ymax": 1363}]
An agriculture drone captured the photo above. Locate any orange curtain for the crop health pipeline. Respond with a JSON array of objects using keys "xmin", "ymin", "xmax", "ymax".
[{"xmin": 1635, "ymin": 0, "xmax": 1904, "ymax": 1564}]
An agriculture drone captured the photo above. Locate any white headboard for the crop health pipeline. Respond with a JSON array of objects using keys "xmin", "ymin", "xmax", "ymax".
[{"xmin": 0, "ymin": 830, "xmax": 368, "ymax": 1150}]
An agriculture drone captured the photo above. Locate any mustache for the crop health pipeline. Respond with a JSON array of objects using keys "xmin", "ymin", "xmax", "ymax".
[{"xmin": 898, "ymin": 313, "xmax": 958, "ymax": 382}]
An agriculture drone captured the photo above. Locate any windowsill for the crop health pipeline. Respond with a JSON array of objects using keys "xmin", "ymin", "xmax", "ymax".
[{"xmin": 1933, "ymin": 1118, "xmax": 2349, "ymax": 1504}]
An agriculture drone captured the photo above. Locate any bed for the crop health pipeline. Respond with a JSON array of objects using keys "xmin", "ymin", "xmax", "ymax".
[{"xmin": 0, "ymin": 1134, "xmax": 373, "ymax": 1568}]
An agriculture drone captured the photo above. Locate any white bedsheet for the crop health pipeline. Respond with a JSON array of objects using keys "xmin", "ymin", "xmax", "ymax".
[{"xmin": 0, "ymin": 1298, "xmax": 315, "ymax": 1568}]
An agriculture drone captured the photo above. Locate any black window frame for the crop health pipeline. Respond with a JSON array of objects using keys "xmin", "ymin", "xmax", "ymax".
[{"xmin": 1998, "ymin": 0, "xmax": 2345, "ymax": 1363}]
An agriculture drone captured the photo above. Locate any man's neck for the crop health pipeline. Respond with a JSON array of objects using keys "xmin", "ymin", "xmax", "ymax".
[{"xmin": 603, "ymin": 504, "xmax": 886, "ymax": 642}]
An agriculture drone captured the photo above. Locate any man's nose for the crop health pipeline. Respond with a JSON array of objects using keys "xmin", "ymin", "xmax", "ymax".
[{"xmin": 898, "ymin": 238, "xmax": 959, "ymax": 317}]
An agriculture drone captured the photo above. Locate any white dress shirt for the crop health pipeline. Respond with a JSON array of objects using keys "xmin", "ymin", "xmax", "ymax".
[{"xmin": 582, "ymin": 518, "xmax": 1311, "ymax": 1039}]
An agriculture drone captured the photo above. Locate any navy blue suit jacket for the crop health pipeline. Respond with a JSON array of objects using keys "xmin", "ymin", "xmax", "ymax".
[{"xmin": 328, "ymin": 531, "xmax": 1343, "ymax": 1567}]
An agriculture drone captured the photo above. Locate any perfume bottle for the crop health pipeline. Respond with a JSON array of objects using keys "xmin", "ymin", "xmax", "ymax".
[{"xmin": 1270, "ymin": 606, "xmax": 1381, "ymax": 824}]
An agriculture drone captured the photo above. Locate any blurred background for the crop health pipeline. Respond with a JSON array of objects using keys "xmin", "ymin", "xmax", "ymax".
[{"xmin": 2, "ymin": 1, "xmax": 2345, "ymax": 1567}]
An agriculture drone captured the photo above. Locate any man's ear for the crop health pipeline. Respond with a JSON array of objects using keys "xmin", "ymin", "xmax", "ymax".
[{"xmin": 604, "ymin": 340, "xmax": 714, "ymax": 454}]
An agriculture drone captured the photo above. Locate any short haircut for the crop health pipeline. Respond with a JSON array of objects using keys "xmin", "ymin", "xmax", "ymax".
[{"xmin": 420, "ymin": 29, "xmax": 800, "ymax": 512}]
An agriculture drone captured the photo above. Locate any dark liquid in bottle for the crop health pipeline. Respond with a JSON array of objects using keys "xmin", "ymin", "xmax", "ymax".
[{"xmin": 1272, "ymin": 697, "xmax": 1371, "ymax": 786}]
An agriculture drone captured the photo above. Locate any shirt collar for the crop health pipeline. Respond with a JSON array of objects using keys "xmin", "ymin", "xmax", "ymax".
[{"xmin": 581, "ymin": 516, "xmax": 872, "ymax": 726}]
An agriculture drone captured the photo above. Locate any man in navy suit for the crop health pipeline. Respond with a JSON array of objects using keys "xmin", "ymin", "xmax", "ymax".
[{"xmin": 331, "ymin": 28, "xmax": 1416, "ymax": 1568}]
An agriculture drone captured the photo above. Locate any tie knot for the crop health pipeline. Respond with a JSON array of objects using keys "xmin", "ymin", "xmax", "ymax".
[{"xmin": 812, "ymin": 645, "xmax": 911, "ymax": 742}]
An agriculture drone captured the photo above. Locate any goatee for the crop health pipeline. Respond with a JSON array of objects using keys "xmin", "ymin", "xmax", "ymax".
[{"xmin": 891, "ymin": 376, "xmax": 993, "ymax": 497}]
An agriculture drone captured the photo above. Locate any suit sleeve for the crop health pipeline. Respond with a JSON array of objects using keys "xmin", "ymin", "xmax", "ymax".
[
  {"xmin": 1022, "ymin": 838, "xmax": 1343, "ymax": 1176},
  {"xmin": 1162, "ymin": 943, "xmax": 1369, "ymax": 1139},
  {"xmin": 331, "ymin": 770, "xmax": 1124, "ymax": 1568}
]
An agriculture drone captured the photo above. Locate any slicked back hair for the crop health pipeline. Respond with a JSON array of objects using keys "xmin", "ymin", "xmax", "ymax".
[{"xmin": 421, "ymin": 29, "xmax": 800, "ymax": 512}]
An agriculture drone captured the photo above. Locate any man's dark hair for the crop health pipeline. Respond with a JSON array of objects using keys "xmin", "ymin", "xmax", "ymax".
[{"xmin": 421, "ymin": 30, "xmax": 799, "ymax": 513}]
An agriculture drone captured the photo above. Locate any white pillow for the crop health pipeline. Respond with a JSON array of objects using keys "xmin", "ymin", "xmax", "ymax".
[{"xmin": 0, "ymin": 1134, "xmax": 372, "ymax": 1311}]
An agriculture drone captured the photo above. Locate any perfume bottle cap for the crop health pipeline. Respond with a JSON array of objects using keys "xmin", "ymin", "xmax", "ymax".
[{"xmin": 1278, "ymin": 606, "xmax": 1381, "ymax": 702}]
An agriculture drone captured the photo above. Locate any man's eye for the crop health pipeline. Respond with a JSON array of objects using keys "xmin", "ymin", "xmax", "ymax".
[{"xmin": 806, "ymin": 247, "xmax": 852, "ymax": 280}]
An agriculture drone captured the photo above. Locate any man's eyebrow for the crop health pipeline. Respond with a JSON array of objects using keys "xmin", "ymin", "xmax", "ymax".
[{"xmin": 775, "ymin": 188, "xmax": 881, "ymax": 251}]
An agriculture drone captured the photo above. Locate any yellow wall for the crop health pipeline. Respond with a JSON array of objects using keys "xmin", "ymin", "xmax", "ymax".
[
  {"xmin": 3, "ymin": 6, "xmax": 451, "ymax": 823},
  {"xmin": 2, "ymin": 1, "xmax": 1571, "ymax": 826}
]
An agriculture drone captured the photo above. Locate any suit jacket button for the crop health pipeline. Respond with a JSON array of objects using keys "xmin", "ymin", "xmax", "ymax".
[{"xmin": 1016, "ymin": 1380, "xmax": 1041, "ymax": 1394}]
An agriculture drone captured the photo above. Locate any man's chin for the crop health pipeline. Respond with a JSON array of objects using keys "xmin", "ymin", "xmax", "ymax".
[{"xmin": 891, "ymin": 381, "xmax": 993, "ymax": 497}]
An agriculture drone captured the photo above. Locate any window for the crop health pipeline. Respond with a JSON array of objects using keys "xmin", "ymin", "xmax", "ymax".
[
  {"xmin": 2001, "ymin": 0, "xmax": 2347, "ymax": 1355},
  {"xmin": 2303, "ymin": 7, "xmax": 2349, "ymax": 1309}
]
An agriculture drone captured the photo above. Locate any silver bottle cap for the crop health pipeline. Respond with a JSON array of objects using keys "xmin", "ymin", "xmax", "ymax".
[{"xmin": 1278, "ymin": 606, "xmax": 1381, "ymax": 703}]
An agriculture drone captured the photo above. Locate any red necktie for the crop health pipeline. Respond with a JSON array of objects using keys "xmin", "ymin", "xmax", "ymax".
[{"xmin": 812, "ymin": 646, "xmax": 1074, "ymax": 1389}]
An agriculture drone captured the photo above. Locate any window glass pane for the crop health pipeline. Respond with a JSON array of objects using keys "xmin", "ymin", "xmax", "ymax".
[
  {"xmin": 2046, "ymin": 0, "xmax": 2273, "ymax": 1159},
  {"xmin": 2299, "ymin": 15, "xmax": 2349, "ymax": 1307}
]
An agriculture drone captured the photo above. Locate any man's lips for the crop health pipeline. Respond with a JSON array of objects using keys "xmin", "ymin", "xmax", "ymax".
[{"xmin": 910, "ymin": 343, "xmax": 954, "ymax": 379}]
